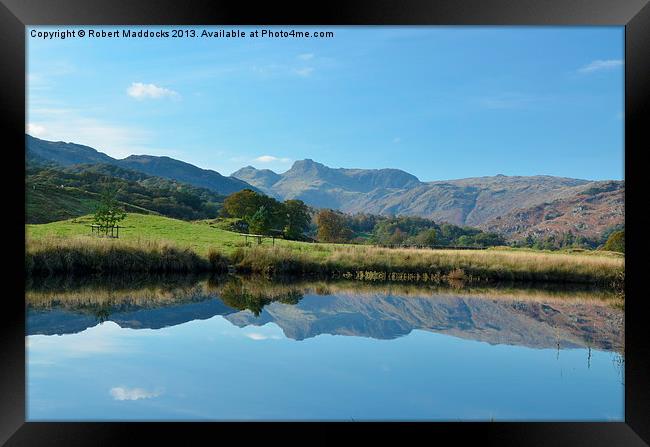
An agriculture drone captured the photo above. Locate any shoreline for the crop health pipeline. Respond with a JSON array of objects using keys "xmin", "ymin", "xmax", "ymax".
[{"xmin": 25, "ymin": 237, "xmax": 625, "ymax": 290}]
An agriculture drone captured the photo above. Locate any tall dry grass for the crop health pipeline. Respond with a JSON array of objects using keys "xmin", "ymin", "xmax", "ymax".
[
  {"xmin": 230, "ymin": 245, "xmax": 624, "ymax": 287},
  {"xmin": 26, "ymin": 236, "xmax": 211, "ymax": 275},
  {"xmin": 25, "ymin": 236, "xmax": 624, "ymax": 288}
]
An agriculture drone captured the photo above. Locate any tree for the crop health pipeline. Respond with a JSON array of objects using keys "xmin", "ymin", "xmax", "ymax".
[
  {"xmin": 222, "ymin": 189, "xmax": 287, "ymax": 231},
  {"xmin": 315, "ymin": 209, "xmax": 352, "ymax": 243},
  {"xmin": 456, "ymin": 235, "xmax": 473, "ymax": 247},
  {"xmin": 222, "ymin": 189, "xmax": 264, "ymax": 219},
  {"xmin": 387, "ymin": 228, "xmax": 407, "ymax": 245},
  {"xmin": 602, "ymin": 230, "xmax": 624, "ymax": 253},
  {"xmin": 93, "ymin": 186, "xmax": 127, "ymax": 234},
  {"xmin": 525, "ymin": 234, "xmax": 536, "ymax": 247},
  {"xmin": 473, "ymin": 232, "xmax": 506, "ymax": 247},
  {"xmin": 247, "ymin": 206, "xmax": 271, "ymax": 235},
  {"xmin": 411, "ymin": 228, "xmax": 437, "ymax": 246},
  {"xmin": 439, "ymin": 223, "xmax": 463, "ymax": 244},
  {"xmin": 561, "ymin": 231, "xmax": 575, "ymax": 248},
  {"xmin": 283, "ymin": 199, "xmax": 311, "ymax": 240}
]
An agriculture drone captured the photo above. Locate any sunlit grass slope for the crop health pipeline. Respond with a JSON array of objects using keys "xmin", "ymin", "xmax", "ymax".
[{"xmin": 26, "ymin": 213, "xmax": 323, "ymax": 256}]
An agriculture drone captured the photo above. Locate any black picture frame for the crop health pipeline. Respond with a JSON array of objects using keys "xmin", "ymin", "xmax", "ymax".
[{"xmin": 2, "ymin": 0, "xmax": 649, "ymax": 445}]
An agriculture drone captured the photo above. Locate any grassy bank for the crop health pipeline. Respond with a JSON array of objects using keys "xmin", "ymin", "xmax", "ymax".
[
  {"xmin": 26, "ymin": 238, "xmax": 624, "ymax": 289},
  {"xmin": 26, "ymin": 214, "xmax": 624, "ymax": 287},
  {"xmin": 229, "ymin": 245, "xmax": 624, "ymax": 288},
  {"xmin": 26, "ymin": 236, "xmax": 216, "ymax": 274}
]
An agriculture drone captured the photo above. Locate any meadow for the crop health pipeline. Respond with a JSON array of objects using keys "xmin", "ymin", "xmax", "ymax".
[{"xmin": 26, "ymin": 213, "xmax": 624, "ymax": 288}]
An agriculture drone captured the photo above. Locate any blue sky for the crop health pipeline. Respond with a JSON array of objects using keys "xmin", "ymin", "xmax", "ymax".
[{"xmin": 27, "ymin": 26, "xmax": 624, "ymax": 181}]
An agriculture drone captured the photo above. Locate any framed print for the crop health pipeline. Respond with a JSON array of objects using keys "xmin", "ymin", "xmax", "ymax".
[{"xmin": 1, "ymin": 0, "xmax": 649, "ymax": 445}]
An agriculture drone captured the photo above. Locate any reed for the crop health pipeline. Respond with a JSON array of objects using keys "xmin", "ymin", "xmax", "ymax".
[
  {"xmin": 230, "ymin": 245, "xmax": 624, "ymax": 287},
  {"xmin": 26, "ymin": 235, "xmax": 211, "ymax": 275},
  {"xmin": 25, "ymin": 235, "xmax": 624, "ymax": 289}
]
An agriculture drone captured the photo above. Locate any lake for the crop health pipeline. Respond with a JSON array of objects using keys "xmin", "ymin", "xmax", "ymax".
[{"xmin": 26, "ymin": 275, "xmax": 624, "ymax": 421}]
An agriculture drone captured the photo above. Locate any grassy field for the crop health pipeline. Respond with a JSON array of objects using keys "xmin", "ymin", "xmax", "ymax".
[
  {"xmin": 26, "ymin": 213, "xmax": 328, "ymax": 256},
  {"xmin": 26, "ymin": 213, "xmax": 624, "ymax": 287}
]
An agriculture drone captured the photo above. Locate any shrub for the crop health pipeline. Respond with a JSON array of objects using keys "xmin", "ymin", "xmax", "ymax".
[
  {"xmin": 26, "ymin": 236, "xmax": 210, "ymax": 275},
  {"xmin": 207, "ymin": 248, "xmax": 230, "ymax": 273},
  {"xmin": 602, "ymin": 230, "xmax": 624, "ymax": 253}
]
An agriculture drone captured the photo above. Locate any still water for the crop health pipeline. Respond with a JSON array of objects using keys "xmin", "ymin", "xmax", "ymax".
[{"xmin": 26, "ymin": 276, "xmax": 624, "ymax": 421}]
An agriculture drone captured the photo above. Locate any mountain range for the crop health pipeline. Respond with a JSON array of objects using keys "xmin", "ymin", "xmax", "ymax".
[
  {"xmin": 26, "ymin": 135, "xmax": 255, "ymax": 196},
  {"xmin": 26, "ymin": 134, "xmax": 624, "ymax": 240},
  {"xmin": 233, "ymin": 160, "xmax": 624, "ymax": 240}
]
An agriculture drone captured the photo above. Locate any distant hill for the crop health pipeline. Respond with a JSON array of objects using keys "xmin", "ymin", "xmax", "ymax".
[
  {"xmin": 481, "ymin": 180, "xmax": 624, "ymax": 240},
  {"xmin": 26, "ymin": 134, "xmax": 114, "ymax": 166},
  {"xmin": 26, "ymin": 163, "xmax": 226, "ymax": 223},
  {"xmin": 232, "ymin": 160, "xmax": 624, "ymax": 240},
  {"xmin": 119, "ymin": 155, "xmax": 254, "ymax": 196},
  {"xmin": 230, "ymin": 166, "xmax": 281, "ymax": 193},
  {"xmin": 234, "ymin": 159, "xmax": 421, "ymax": 202},
  {"xmin": 26, "ymin": 135, "xmax": 258, "ymax": 196}
]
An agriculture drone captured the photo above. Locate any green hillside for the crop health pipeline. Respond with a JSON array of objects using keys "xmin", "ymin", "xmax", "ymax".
[
  {"xmin": 26, "ymin": 213, "xmax": 324, "ymax": 256},
  {"xmin": 26, "ymin": 164, "xmax": 225, "ymax": 224},
  {"xmin": 27, "ymin": 134, "xmax": 258, "ymax": 196},
  {"xmin": 26, "ymin": 184, "xmax": 154, "ymax": 224}
]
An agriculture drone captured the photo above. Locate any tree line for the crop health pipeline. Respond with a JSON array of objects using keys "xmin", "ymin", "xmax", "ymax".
[
  {"xmin": 221, "ymin": 189, "xmax": 311, "ymax": 240},
  {"xmin": 314, "ymin": 210, "xmax": 506, "ymax": 247},
  {"xmin": 221, "ymin": 190, "xmax": 624, "ymax": 252},
  {"xmin": 511, "ymin": 224, "xmax": 624, "ymax": 252},
  {"xmin": 221, "ymin": 190, "xmax": 507, "ymax": 247}
]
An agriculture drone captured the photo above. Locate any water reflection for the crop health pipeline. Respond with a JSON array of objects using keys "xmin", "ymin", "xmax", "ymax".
[
  {"xmin": 26, "ymin": 275, "xmax": 624, "ymax": 421},
  {"xmin": 27, "ymin": 274, "xmax": 624, "ymax": 351}
]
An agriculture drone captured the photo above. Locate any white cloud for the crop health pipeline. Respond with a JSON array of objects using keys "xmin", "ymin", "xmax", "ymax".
[
  {"xmin": 27, "ymin": 123, "xmax": 46, "ymax": 136},
  {"xmin": 28, "ymin": 114, "xmax": 149, "ymax": 158},
  {"xmin": 245, "ymin": 332, "xmax": 281, "ymax": 341},
  {"xmin": 245, "ymin": 333, "xmax": 269, "ymax": 340},
  {"xmin": 298, "ymin": 53, "xmax": 315, "ymax": 61},
  {"xmin": 26, "ymin": 106, "xmax": 182, "ymax": 159},
  {"xmin": 294, "ymin": 67, "xmax": 314, "ymax": 77},
  {"xmin": 110, "ymin": 387, "xmax": 161, "ymax": 401},
  {"xmin": 254, "ymin": 155, "xmax": 292, "ymax": 163},
  {"xmin": 127, "ymin": 82, "xmax": 179, "ymax": 100},
  {"xmin": 578, "ymin": 59, "xmax": 623, "ymax": 74}
]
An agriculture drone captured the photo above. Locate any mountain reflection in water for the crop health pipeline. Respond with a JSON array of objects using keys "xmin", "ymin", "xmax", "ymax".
[
  {"xmin": 26, "ymin": 275, "xmax": 624, "ymax": 352},
  {"xmin": 26, "ymin": 275, "xmax": 624, "ymax": 421}
]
